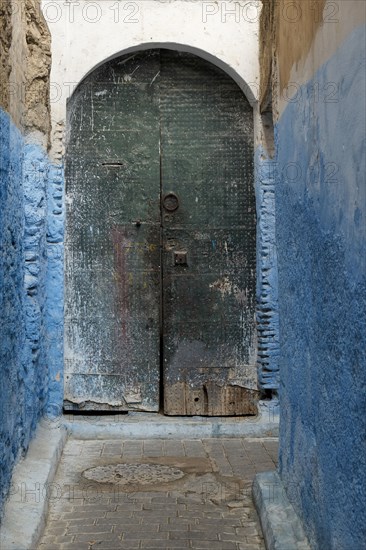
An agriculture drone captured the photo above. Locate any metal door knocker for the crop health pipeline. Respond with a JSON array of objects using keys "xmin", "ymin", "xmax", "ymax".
[{"xmin": 163, "ymin": 192, "xmax": 179, "ymax": 212}]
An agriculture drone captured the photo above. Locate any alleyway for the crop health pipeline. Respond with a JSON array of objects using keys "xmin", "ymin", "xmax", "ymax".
[
  {"xmin": 2, "ymin": 1, "xmax": 364, "ymax": 547},
  {"xmin": 37, "ymin": 437, "xmax": 278, "ymax": 550}
]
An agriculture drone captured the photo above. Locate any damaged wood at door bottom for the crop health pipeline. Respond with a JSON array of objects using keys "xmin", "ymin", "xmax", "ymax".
[{"xmin": 164, "ymin": 381, "xmax": 259, "ymax": 416}]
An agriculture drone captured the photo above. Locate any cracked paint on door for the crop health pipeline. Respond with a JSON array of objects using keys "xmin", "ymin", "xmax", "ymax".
[
  {"xmin": 64, "ymin": 51, "xmax": 161, "ymax": 411},
  {"xmin": 160, "ymin": 51, "xmax": 257, "ymax": 414}
]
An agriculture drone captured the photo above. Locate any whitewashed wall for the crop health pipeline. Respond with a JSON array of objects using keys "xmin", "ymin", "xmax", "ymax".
[{"xmin": 42, "ymin": 0, "xmax": 261, "ymax": 160}]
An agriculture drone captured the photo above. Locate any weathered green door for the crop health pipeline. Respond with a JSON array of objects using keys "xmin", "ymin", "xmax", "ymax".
[
  {"xmin": 64, "ymin": 51, "xmax": 161, "ymax": 411},
  {"xmin": 65, "ymin": 50, "xmax": 257, "ymax": 414}
]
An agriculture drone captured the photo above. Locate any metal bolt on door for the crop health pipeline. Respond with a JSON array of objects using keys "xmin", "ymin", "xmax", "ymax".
[{"xmin": 64, "ymin": 49, "xmax": 257, "ymax": 414}]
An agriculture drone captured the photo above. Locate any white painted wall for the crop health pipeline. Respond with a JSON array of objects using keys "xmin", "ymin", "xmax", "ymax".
[{"xmin": 42, "ymin": 0, "xmax": 261, "ymax": 160}]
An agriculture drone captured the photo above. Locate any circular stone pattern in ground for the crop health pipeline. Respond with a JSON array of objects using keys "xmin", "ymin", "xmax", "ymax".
[{"xmin": 82, "ymin": 463, "xmax": 185, "ymax": 485}]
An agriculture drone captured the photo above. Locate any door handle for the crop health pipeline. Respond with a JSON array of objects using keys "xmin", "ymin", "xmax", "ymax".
[{"xmin": 163, "ymin": 192, "xmax": 179, "ymax": 212}]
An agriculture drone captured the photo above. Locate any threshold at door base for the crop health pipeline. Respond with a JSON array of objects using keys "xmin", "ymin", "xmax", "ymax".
[{"xmin": 64, "ymin": 399, "xmax": 279, "ymax": 439}]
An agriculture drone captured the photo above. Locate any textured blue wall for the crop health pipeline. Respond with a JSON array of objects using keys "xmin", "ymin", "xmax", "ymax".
[
  {"xmin": 255, "ymin": 148, "xmax": 280, "ymax": 391},
  {"xmin": 276, "ymin": 26, "xmax": 366, "ymax": 549},
  {"xmin": 0, "ymin": 110, "xmax": 27, "ymax": 514},
  {"xmin": 0, "ymin": 108, "xmax": 64, "ymax": 514},
  {"xmin": 45, "ymin": 163, "xmax": 65, "ymax": 419}
]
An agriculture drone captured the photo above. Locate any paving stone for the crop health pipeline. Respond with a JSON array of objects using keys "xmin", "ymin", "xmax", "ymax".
[
  {"xmin": 105, "ymin": 506, "xmax": 142, "ymax": 520},
  {"xmin": 246, "ymin": 535, "xmax": 264, "ymax": 544},
  {"xmin": 190, "ymin": 541, "xmax": 238, "ymax": 549},
  {"xmin": 87, "ymin": 544, "xmax": 134, "ymax": 549},
  {"xmin": 67, "ymin": 517, "xmax": 96, "ymax": 526},
  {"xmin": 151, "ymin": 495, "xmax": 177, "ymax": 503},
  {"xmin": 236, "ymin": 526, "xmax": 262, "ymax": 537},
  {"xmin": 62, "ymin": 510, "xmax": 108, "ymax": 520},
  {"xmin": 217, "ymin": 526, "xmax": 237, "ymax": 536},
  {"xmin": 118, "ymin": 524, "xmax": 160, "ymax": 533},
  {"xmin": 176, "ymin": 511, "xmax": 204, "ymax": 520},
  {"xmin": 75, "ymin": 503, "xmax": 117, "ymax": 512},
  {"xmin": 41, "ymin": 524, "xmax": 69, "ymax": 536},
  {"xmin": 164, "ymin": 440, "xmax": 186, "ymax": 456},
  {"xmin": 143, "ymin": 501, "xmax": 179, "ymax": 510},
  {"xmin": 202, "ymin": 511, "xmax": 224, "ymax": 519},
  {"xmin": 143, "ymin": 439, "xmax": 165, "ymax": 456},
  {"xmin": 141, "ymin": 540, "xmax": 189, "ymax": 548},
  {"xmin": 74, "ymin": 531, "xmax": 123, "ymax": 542},
  {"xmin": 38, "ymin": 534, "xmax": 75, "ymax": 544},
  {"xmin": 109, "ymin": 542, "xmax": 140, "ymax": 549},
  {"xmin": 67, "ymin": 524, "xmax": 114, "ymax": 535},
  {"xmin": 182, "ymin": 440, "xmax": 207, "ymax": 457},
  {"xmin": 135, "ymin": 511, "xmax": 171, "ymax": 521},
  {"xmin": 171, "ymin": 530, "xmax": 219, "ymax": 540},
  {"xmin": 195, "ymin": 520, "xmax": 240, "ymax": 529},
  {"xmin": 124, "ymin": 530, "xmax": 169, "ymax": 540},
  {"xmin": 96, "ymin": 518, "xmax": 142, "ymax": 527},
  {"xmin": 60, "ymin": 544, "xmax": 96, "ymax": 550},
  {"xmin": 159, "ymin": 523, "xmax": 189, "ymax": 532},
  {"xmin": 112, "ymin": 540, "xmax": 142, "ymax": 548}
]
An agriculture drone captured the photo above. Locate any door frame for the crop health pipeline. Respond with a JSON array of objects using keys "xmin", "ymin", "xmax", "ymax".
[{"xmin": 46, "ymin": 42, "xmax": 280, "ymax": 415}]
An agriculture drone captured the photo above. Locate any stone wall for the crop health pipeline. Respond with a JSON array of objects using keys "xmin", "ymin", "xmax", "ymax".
[
  {"xmin": 261, "ymin": 1, "xmax": 366, "ymax": 547},
  {"xmin": 24, "ymin": 0, "xmax": 51, "ymax": 141},
  {"xmin": 1, "ymin": 0, "xmax": 51, "ymax": 136},
  {"xmin": 0, "ymin": 0, "xmax": 63, "ymax": 515},
  {"xmin": 0, "ymin": 0, "xmax": 12, "ymax": 111}
]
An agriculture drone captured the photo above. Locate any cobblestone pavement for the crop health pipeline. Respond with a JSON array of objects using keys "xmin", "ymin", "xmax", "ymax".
[{"xmin": 37, "ymin": 437, "xmax": 278, "ymax": 550}]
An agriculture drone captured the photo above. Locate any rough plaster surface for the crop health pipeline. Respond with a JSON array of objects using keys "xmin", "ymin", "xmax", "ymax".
[
  {"xmin": 0, "ymin": 109, "xmax": 59, "ymax": 515},
  {"xmin": 260, "ymin": 0, "xmax": 366, "ymax": 117},
  {"xmin": 260, "ymin": 0, "xmax": 326, "ymax": 106},
  {"xmin": 0, "ymin": 0, "xmax": 59, "ymax": 518},
  {"xmin": 276, "ymin": 24, "xmax": 366, "ymax": 549}
]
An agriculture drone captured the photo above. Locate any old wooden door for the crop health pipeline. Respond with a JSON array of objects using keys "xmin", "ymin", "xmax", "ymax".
[
  {"xmin": 64, "ymin": 51, "xmax": 161, "ymax": 411},
  {"xmin": 64, "ymin": 49, "xmax": 257, "ymax": 414}
]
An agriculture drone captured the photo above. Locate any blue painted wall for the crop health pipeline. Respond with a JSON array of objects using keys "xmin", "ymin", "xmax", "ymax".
[
  {"xmin": 45, "ymin": 163, "xmax": 65, "ymax": 419},
  {"xmin": 276, "ymin": 26, "xmax": 366, "ymax": 549},
  {"xmin": 0, "ymin": 110, "xmax": 27, "ymax": 514},
  {"xmin": 255, "ymin": 148, "xmax": 280, "ymax": 392},
  {"xmin": 0, "ymin": 108, "xmax": 64, "ymax": 514}
]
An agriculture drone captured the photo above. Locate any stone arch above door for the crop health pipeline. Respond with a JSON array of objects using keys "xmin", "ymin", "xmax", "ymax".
[
  {"xmin": 69, "ymin": 42, "xmax": 258, "ymax": 109},
  {"xmin": 46, "ymin": 0, "xmax": 261, "ymax": 161}
]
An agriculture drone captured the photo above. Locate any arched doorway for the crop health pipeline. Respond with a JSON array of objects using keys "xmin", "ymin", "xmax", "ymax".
[{"xmin": 64, "ymin": 49, "xmax": 257, "ymax": 415}]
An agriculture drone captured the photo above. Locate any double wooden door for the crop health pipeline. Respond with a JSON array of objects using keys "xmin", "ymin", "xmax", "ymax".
[{"xmin": 64, "ymin": 49, "xmax": 257, "ymax": 415}]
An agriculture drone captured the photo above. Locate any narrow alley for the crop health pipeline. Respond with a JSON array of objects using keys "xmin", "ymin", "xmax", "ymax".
[{"xmin": 1, "ymin": 1, "xmax": 365, "ymax": 549}]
